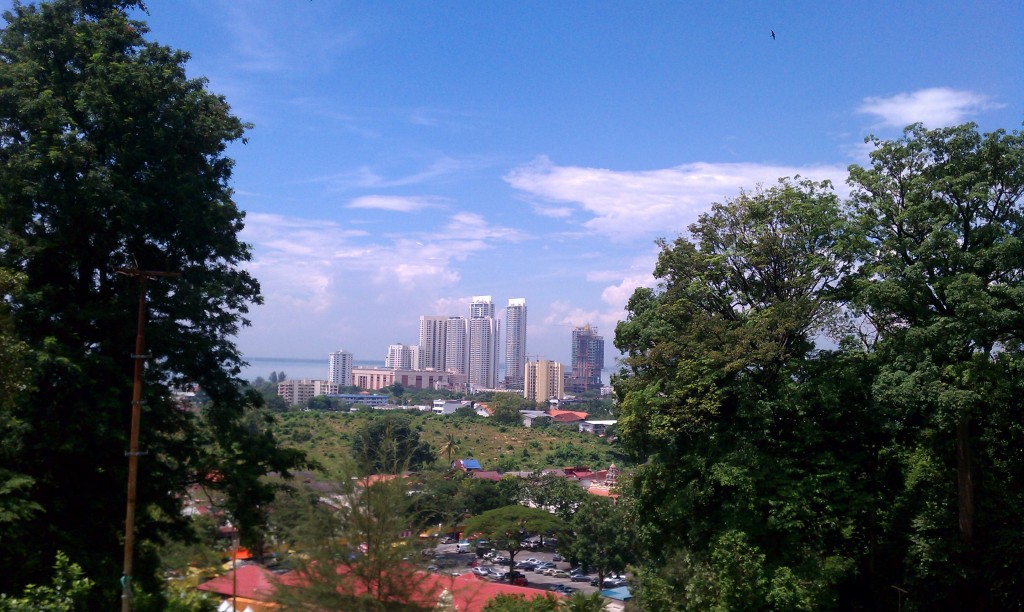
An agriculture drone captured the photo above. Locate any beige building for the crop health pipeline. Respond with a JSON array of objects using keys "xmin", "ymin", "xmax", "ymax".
[
  {"xmin": 352, "ymin": 367, "xmax": 453, "ymax": 391},
  {"xmin": 277, "ymin": 379, "xmax": 339, "ymax": 405},
  {"xmin": 524, "ymin": 359, "xmax": 564, "ymax": 403}
]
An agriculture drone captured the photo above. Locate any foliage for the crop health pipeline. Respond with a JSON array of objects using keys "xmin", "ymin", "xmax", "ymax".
[
  {"xmin": 559, "ymin": 591, "xmax": 609, "ymax": 612},
  {"xmin": 0, "ymin": 551, "xmax": 93, "ymax": 612},
  {"xmin": 351, "ymin": 413, "xmax": 436, "ymax": 473},
  {"xmin": 482, "ymin": 592, "xmax": 562, "ymax": 612},
  {"xmin": 271, "ymin": 448, "xmax": 436, "ymax": 611},
  {"xmin": 846, "ymin": 122, "xmax": 1024, "ymax": 608},
  {"xmin": 519, "ymin": 473, "xmax": 589, "ymax": 522},
  {"xmin": 565, "ymin": 497, "xmax": 636, "ymax": 587},
  {"xmin": 489, "ymin": 393, "xmax": 534, "ymax": 426},
  {"xmin": 613, "ymin": 178, "xmax": 870, "ymax": 609},
  {"xmin": 463, "ymin": 505, "xmax": 568, "ymax": 578},
  {"xmin": 0, "ymin": 0, "xmax": 305, "ymax": 604},
  {"xmin": 615, "ymin": 124, "xmax": 1024, "ymax": 609}
]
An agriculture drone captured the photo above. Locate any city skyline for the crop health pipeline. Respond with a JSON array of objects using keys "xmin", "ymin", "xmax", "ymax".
[{"xmin": 91, "ymin": 1, "xmax": 1022, "ymax": 369}]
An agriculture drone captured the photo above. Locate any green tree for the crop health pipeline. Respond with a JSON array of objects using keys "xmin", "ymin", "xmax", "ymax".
[
  {"xmin": 565, "ymin": 497, "xmax": 636, "ymax": 589},
  {"xmin": 847, "ymin": 122, "xmax": 1024, "ymax": 608},
  {"xmin": 489, "ymin": 393, "xmax": 532, "ymax": 426},
  {"xmin": 482, "ymin": 593, "xmax": 562, "ymax": 612},
  {"xmin": 0, "ymin": 0, "xmax": 304, "ymax": 603},
  {"xmin": 462, "ymin": 505, "xmax": 567, "ymax": 581},
  {"xmin": 0, "ymin": 268, "xmax": 39, "ymax": 561},
  {"xmin": 524, "ymin": 473, "xmax": 589, "ymax": 522},
  {"xmin": 351, "ymin": 414, "xmax": 436, "ymax": 474},
  {"xmin": 440, "ymin": 432, "xmax": 460, "ymax": 466},
  {"xmin": 613, "ymin": 178, "xmax": 863, "ymax": 609},
  {"xmin": 0, "ymin": 551, "xmax": 93, "ymax": 612},
  {"xmin": 272, "ymin": 450, "xmax": 436, "ymax": 610}
]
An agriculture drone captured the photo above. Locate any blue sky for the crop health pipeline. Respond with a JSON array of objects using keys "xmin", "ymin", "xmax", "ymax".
[{"xmin": 12, "ymin": 1, "xmax": 1024, "ymax": 372}]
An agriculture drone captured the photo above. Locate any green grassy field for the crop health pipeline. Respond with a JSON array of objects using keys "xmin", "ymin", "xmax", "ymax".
[{"xmin": 272, "ymin": 409, "xmax": 628, "ymax": 475}]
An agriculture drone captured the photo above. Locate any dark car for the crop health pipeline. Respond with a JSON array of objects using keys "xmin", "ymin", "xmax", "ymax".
[{"xmin": 570, "ymin": 573, "xmax": 590, "ymax": 582}]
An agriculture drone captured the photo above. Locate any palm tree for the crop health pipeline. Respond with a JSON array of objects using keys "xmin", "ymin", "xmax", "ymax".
[{"xmin": 440, "ymin": 433, "xmax": 459, "ymax": 466}]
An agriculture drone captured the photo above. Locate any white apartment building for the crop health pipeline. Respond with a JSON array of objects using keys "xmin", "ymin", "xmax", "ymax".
[
  {"xmin": 504, "ymin": 298, "xmax": 527, "ymax": 390},
  {"xmin": 418, "ymin": 315, "xmax": 448, "ymax": 371},
  {"xmin": 328, "ymin": 350, "xmax": 353, "ymax": 386},
  {"xmin": 277, "ymin": 379, "xmax": 339, "ymax": 405},
  {"xmin": 468, "ymin": 296, "xmax": 500, "ymax": 391},
  {"xmin": 445, "ymin": 316, "xmax": 468, "ymax": 375},
  {"xmin": 385, "ymin": 343, "xmax": 420, "ymax": 370}
]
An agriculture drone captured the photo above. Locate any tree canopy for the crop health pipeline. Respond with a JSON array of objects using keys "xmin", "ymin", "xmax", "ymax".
[
  {"xmin": 613, "ymin": 125, "xmax": 1024, "ymax": 609},
  {"xmin": 0, "ymin": 0, "xmax": 304, "ymax": 605},
  {"xmin": 462, "ymin": 505, "xmax": 567, "ymax": 579}
]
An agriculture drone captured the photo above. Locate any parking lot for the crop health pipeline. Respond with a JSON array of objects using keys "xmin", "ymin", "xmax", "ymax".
[{"xmin": 426, "ymin": 541, "xmax": 619, "ymax": 596}]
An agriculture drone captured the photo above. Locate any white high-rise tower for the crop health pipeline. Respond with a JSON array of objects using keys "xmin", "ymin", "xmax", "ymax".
[
  {"xmin": 419, "ymin": 315, "xmax": 448, "ymax": 371},
  {"xmin": 328, "ymin": 350, "xmax": 353, "ymax": 386},
  {"xmin": 444, "ymin": 316, "xmax": 468, "ymax": 375},
  {"xmin": 504, "ymin": 298, "xmax": 527, "ymax": 390},
  {"xmin": 468, "ymin": 295, "xmax": 499, "ymax": 390}
]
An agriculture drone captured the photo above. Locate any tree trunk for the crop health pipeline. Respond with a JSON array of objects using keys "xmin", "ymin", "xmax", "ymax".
[{"xmin": 956, "ymin": 418, "xmax": 974, "ymax": 546}]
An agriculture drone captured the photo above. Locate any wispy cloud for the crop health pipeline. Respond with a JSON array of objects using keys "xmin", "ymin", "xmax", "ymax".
[
  {"xmin": 309, "ymin": 157, "xmax": 468, "ymax": 191},
  {"xmin": 506, "ymin": 157, "xmax": 847, "ymax": 242},
  {"xmin": 241, "ymin": 211, "xmax": 524, "ymax": 314},
  {"xmin": 347, "ymin": 195, "xmax": 445, "ymax": 212},
  {"xmin": 857, "ymin": 87, "xmax": 1003, "ymax": 128}
]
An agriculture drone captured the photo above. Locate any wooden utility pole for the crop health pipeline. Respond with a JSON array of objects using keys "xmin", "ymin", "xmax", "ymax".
[{"xmin": 118, "ymin": 269, "xmax": 180, "ymax": 612}]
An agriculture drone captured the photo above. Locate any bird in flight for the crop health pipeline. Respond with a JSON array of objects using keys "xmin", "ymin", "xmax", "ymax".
[{"xmin": 770, "ymin": 30, "xmax": 776, "ymax": 40}]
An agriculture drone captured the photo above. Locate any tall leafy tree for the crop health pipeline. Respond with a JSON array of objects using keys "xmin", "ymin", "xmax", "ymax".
[
  {"xmin": 847, "ymin": 123, "xmax": 1024, "ymax": 608},
  {"xmin": 0, "ymin": 0, "xmax": 303, "ymax": 604},
  {"xmin": 613, "ymin": 178, "xmax": 866, "ymax": 608},
  {"xmin": 565, "ymin": 497, "xmax": 636, "ymax": 588},
  {"xmin": 462, "ymin": 505, "xmax": 567, "ymax": 580},
  {"xmin": 351, "ymin": 413, "xmax": 436, "ymax": 474}
]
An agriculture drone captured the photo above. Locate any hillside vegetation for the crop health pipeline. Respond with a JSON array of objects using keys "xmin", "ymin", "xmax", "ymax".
[{"xmin": 273, "ymin": 410, "xmax": 627, "ymax": 475}]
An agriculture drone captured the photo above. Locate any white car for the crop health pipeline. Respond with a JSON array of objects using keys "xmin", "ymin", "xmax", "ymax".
[{"xmin": 472, "ymin": 567, "xmax": 489, "ymax": 577}]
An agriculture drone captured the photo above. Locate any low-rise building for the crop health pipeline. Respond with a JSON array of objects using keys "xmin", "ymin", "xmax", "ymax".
[
  {"xmin": 578, "ymin": 419, "xmax": 617, "ymax": 435},
  {"xmin": 278, "ymin": 379, "xmax": 339, "ymax": 405},
  {"xmin": 353, "ymin": 367, "xmax": 453, "ymax": 391}
]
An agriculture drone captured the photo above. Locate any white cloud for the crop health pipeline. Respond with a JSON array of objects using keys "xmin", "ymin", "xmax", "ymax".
[
  {"xmin": 312, "ymin": 157, "xmax": 468, "ymax": 191},
  {"xmin": 506, "ymin": 157, "xmax": 847, "ymax": 241},
  {"xmin": 347, "ymin": 195, "xmax": 444, "ymax": 212},
  {"xmin": 857, "ymin": 87, "xmax": 1003, "ymax": 128},
  {"xmin": 241, "ymin": 211, "xmax": 523, "ymax": 310}
]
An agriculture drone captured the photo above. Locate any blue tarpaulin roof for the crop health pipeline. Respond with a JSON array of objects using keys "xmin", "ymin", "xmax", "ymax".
[
  {"xmin": 459, "ymin": 458, "xmax": 482, "ymax": 470},
  {"xmin": 600, "ymin": 586, "xmax": 632, "ymax": 601}
]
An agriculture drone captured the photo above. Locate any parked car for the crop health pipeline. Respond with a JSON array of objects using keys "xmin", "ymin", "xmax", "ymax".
[
  {"xmin": 552, "ymin": 554, "xmax": 562, "ymax": 562},
  {"xmin": 551, "ymin": 570, "xmax": 570, "ymax": 579},
  {"xmin": 570, "ymin": 573, "xmax": 591, "ymax": 582},
  {"xmin": 472, "ymin": 567, "xmax": 489, "ymax": 576}
]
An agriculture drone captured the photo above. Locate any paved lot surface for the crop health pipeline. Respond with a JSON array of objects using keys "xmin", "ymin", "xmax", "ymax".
[{"xmin": 427, "ymin": 543, "xmax": 604, "ymax": 596}]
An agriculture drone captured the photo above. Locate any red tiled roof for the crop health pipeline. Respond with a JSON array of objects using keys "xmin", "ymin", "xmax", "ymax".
[
  {"xmin": 548, "ymin": 409, "xmax": 589, "ymax": 420},
  {"xmin": 472, "ymin": 471, "xmax": 502, "ymax": 481},
  {"xmin": 198, "ymin": 564, "xmax": 562, "ymax": 612},
  {"xmin": 197, "ymin": 564, "xmax": 277, "ymax": 601}
]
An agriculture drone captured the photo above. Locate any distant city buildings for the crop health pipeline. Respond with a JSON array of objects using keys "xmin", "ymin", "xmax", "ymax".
[
  {"xmin": 352, "ymin": 366, "xmax": 453, "ymax": 391},
  {"xmin": 327, "ymin": 350, "xmax": 353, "ymax": 386},
  {"xmin": 418, "ymin": 316, "xmax": 448, "ymax": 371},
  {"xmin": 504, "ymin": 298, "xmax": 527, "ymax": 390},
  {"xmin": 385, "ymin": 343, "xmax": 420, "ymax": 370},
  {"xmin": 277, "ymin": 379, "xmax": 339, "ymax": 405},
  {"xmin": 444, "ymin": 316, "xmax": 468, "ymax": 376},
  {"xmin": 524, "ymin": 359, "xmax": 564, "ymax": 403},
  {"xmin": 322, "ymin": 298, "xmax": 599, "ymax": 396},
  {"xmin": 468, "ymin": 295, "xmax": 500, "ymax": 391},
  {"xmin": 567, "ymin": 324, "xmax": 604, "ymax": 393}
]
